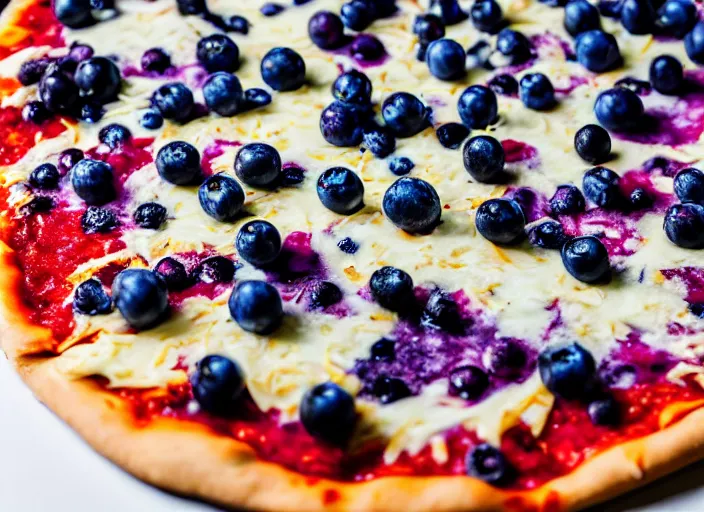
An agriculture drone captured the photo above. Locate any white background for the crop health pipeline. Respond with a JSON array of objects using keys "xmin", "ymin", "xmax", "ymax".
[{"xmin": 1, "ymin": 355, "xmax": 704, "ymax": 512}]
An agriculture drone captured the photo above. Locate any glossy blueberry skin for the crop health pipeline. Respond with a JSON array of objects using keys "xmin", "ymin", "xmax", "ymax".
[
  {"xmin": 243, "ymin": 88, "xmax": 272, "ymax": 110},
  {"xmin": 198, "ymin": 173, "xmax": 245, "ymax": 222},
  {"xmin": 582, "ymin": 166, "xmax": 622, "ymax": 208},
  {"xmin": 228, "ymin": 280, "xmax": 283, "ymax": 334},
  {"xmin": 333, "ymin": 70, "xmax": 372, "ymax": 105},
  {"xmin": 39, "ymin": 68, "xmax": 79, "ymax": 113},
  {"xmin": 621, "ymin": 0, "xmax": 656, "ymax": 34},
  {"xmin": 657, "ymin": 0, "xmax": 696, "ymax": 38},
  {"xmin": 29, "ymin": 163, "xmax": 60, "ymax": 190},
  {"xmin": 261, "ymin": 2, "xmax": 285, "ymax": 16},
  {"xmin": 73, "ymin": 278, "xmax": 112, "ymax": 315},
  {"xmin": 487, "ymin": 74, "xmax": 519, "ymax": 96},
  {"xmin": 308, "ymin": 11, "xmax": 346, "ymax": 50},
  {"xmin": 260, "ymin": 47, "xmax": 306, "ymax": 92},
  {"xmin": 598, "ymin": 0, "xmax": 623, "ymax": 18},
  {"xmin": 382, "ymin": 92, "xmax": 428, "ymax": 138},
  {"xmin": 463, "ymin": 135, "xmax": 505, "ymax": 183},
  {"xmin": 74, "ymin": 57, "xmax": 121, "ymax": 103},
  {"xmin": 337, "ymin": 237, "xmax": 359, "ymax": 254},
  {"xmin": 496, "ymin": 28, "xmax": 533, "ymax": 65},
  {"xmin": 388, "ymin": 157, "xmax": 415, "ymax": 176},
  {"xmin": 575, "ymin": 30, "xmax": 621, "ymax": 73},
  {"xmin": 362, "ymin": 126, "xmax": 396, "ymax": 158},
  {"xmin": 69, "ymin": 42, "xmax": 93, "ymax": 63},
  {"xmin": 370, "ymin": 338, "xmax": 395, "ymax": 360},
  {"xmin": 629, "ymin": 187, "xmax": 653, "ymax": 210},
  {"xmin": 433, "ymin": 0, "xmax": 468, "ymax": 25},
  {"xmin": 664, "ymin": 203, "xmax": 704, "ymax": 249},
  {"xmin": 372, "ymin": 375, "xmax": 411, "ymax": 404},
  {"xmin": 22, "ymin": 101, "xmax": 52, "ymax": 124},
  {"xmin": 369, "ymin": 266, "xmax": 415, "ymax": 313},
  {"xmin": 141, "ymin": 48, "xmax": 171, "ymax": 73},
  {"xmin": 351, "ymin": 33, "xmax": 388, "ymax": 61},
  {"xmin": 79, "ymin": 100, "xmax": 104, "ymax": 123},
  {"xmin": 133, "ymin": 202, "xmax": 167, "ymax": 229},
  {"xmin": 561, "ymin": 235, "xmax": 611, "ymax": 283},
  {"xmin": 151, "ymin": 82, "xmax": 195, "ymax": 122},
  {"xmin": 457, "ymin": 85, "xmax": 498, "ymax": 129},
  {"xmin": 71, "ymin": 159, "xmax": 115, "ymax": 205},
  {"xmin": 300, "ymin": 382, "xmax": 356, "ymax": 445},
  {"xmin": 549, "ymin": 184, "xmax": 586, "ymax": 216},
  {"xmin": 616, "ymin": 77, "xmax": 652, "ymax": 95},
  {"xmin": 471, "ymin": 0, "xmax": 503, "ymax": 33},
  {"xmin": 156, "ymin": 141, "xmax": 202, "ymax": 185},
  {"xmin": 98, "ymin": 123, "xmax": 131, "ymax": 149},
  {"xmin": 475, "ymin": 198, "xmax": 526, "ymax": 245},
  {"xmin": 316, "ymin": 167, "xmax": 365, "ymax": 215},
  {"xmin": 436, "ymin": 122, "xmax": 470, "ymax": 150},
  {"xmin": 112, "ymin": 269, "xmax": 169, "ymax": 330},
  {"xmin": 320, "ymin": 101, "xmax": 366, "ymax": 147},
  {"xmin": 234, "ymin": 143, "xmax": 282, "ymax": 188},
  {"xmin": 236, "ymin": 220, "xmax": 282, "ymax": 266},
  {"xmin": 449, "ymin": 366, "xmax": 489, "ymax": 400},
  {"xmin": 528, "ymin": 221, "xmax": 570, "ymax": 249},
  {"xmin": 193, "ymin": 256, "xmax": 236, "ymax": 283},
  {"xmin": 413, "ymin": 14, "xmax": 445, "ymax": 45},
  {"xmin": 575, "ymin": 124, "xmax": 611, "ymax": 164},
  {"xmin": 483, "ymin": 338, "xmax": 527, "ymax": 377},
  {"xmin": 519, "ymin": 73, "xmax": 556, "ymax": 111},
  {"xmin": 226, "ymin": 15, "xmax": 250, "ymax": 34},
  {"xmin": 382, "ymin": 177, "xmax": 442, "ymax": 234},
  {"xmin": 81, "ymin": 206, "xmax": 118, "ymax": 234},
  {"xmin": 674, "ymin": 168, "xmax": 704, "ymax": 204},
  {"xmin": 53, "ymin": 0, "xmax": 94, "ymax": 28},
  {"xmin": 176, "ymin": 0, "xmax": 206, "ymax": 15},
  {"xmin": 309, "ymin": 280, "xmax": 343, "ymax": 310},
  {"xmin": 154, "ymin": 257, "xmax": 190, "ymax": 291},
  {"xmin": 422, "ymin": 288, "xmax": 463, "ymax": 333},
  {"xmin": 685, "ymin": 21, "xmax": 704, "ymax": 65},
  {"xmin": 466, "ymin": 444, "xmax": 514, "ymax": 486},
  {"xmin": 18, "ymin": 58, "xmax": 54, "ymax": 86},
  {"xmin": 649, "ymin": 55, "xmax": 683, "ymax": 95},
  {"xmin": 594, "ymin": 87, "xmax": 644, "ymax": 132},
  {"xmin": 341, "ymin": 0, "xmax": 376, "ymax": 31},
  {"xmin": 564, "ymin": 0, "xmax": 601, "ymax": 37},
  {"xmin": 425, "ymin": 38, "xmax": 466, "ymax": 81},
  {"xmin": 588, "ymin": 396, "xmax": 621, "ymax": 426},
  {"xmin": 58, "ymin": 148, "xmax": 84, "ymax": 174},
  {"xmin": 196, "ymin": 34, "xmax": 240, "ymax": 73},
  {"xmin": 190, "ymin": 355, "xmax": 246, "ymax": 415},
  {"xmin": 140, "ymin": 109, "xmax": 164, "ymax": 130},
  {"xmin": 538, "ymin": 342, "xmax": 596, "ymax": 399},
  {"xmin": 203, "ymin": 72, "xmax": 243, "ymax": 117}
]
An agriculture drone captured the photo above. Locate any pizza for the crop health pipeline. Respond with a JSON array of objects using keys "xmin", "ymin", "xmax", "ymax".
[{"xmin": 3, "ymin": 0, "xmax": 704, "ymax": 509}]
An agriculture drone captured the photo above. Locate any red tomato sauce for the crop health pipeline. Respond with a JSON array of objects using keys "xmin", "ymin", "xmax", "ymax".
[
  {"xmin": 0, "ymin": 107, "xmax": 66, "ymax": 167},
  {"xmin": 0, "ymin": 0, "xmax": 63, "ymax": 60}
]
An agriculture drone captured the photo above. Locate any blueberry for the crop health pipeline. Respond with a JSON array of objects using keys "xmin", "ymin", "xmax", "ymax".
[
  {"xmin": 538, "ymin": 342, "xmax": 596, "ymax": 399},
  {"xmin": 519, "ymin": 73, "xmax": 556, "ymax": 111},
  {"xmin": 18, "ymin": 58, "xmax": 54, "ymax": 86},
  {"xmin": 685, "ymin": 21, "xmax": 704, "ymax": 64},
  {"xmin": 333, "ymin": 70, "xmax": 372, "ymax": 105},
  {"xmin": 317, "ymin": 167, "xmax": 364, "ymax": 215},
  {"xmin": 432, "ymin": 0, "xmax": 468, "ymax": 25},
  {"xmin": 203, "ymin": 72, "xmax": 244, "ymax": 117},
  {"xmin": 413, "ymin": 14, "xmax": 445, "ymax": 46},
  {"xmin": 466, "ymin": 444, "xmax": 514, "ymax": 486},
  {"xmin": 369, "ymin": 266, "xmax": 415, "ymax": 313},
  {"xmin": 657, "ymin": 0, "xmax": 696, "ymax": 38},
  {"xmin": 75, "ymin": 57, "xmax": 122, "ymax": 104},
  {"xmin": 196, "ymin": 34, "xmax": 240, "ymax": 73},
  {"xmin": 226, "ymin": 15, "xmax": 249, "ymax": 34},
  {"xmin": 470, "ymin": 0, "xmax": 504, "ymax": 33},
  {"xmin": 615, "ymin": 76, "xmax": 653, "ymax": 95},
  {"xmin": 583, "ymin": 166, "xmax": 622, "ymax": 208},
  {"xmin": 320, "ymin": 101, "xmax": 366, "ymax": 147},
  {"xmin": 176, "ymin": 0, "xmax": 206, "ymax": 15},
  {"xmin": 23, "ymin": 195, "xmax": 53, "ymax": 214},
  {"xmin": 190, "ymin": 355, "xmax": 245, "ymax": 415},
  {"xmin": 234, "ymin": 143, "xmax": 282, "ymax": 188},
  {"xmin": 576, "ymin": 30, "xmax": 621, "ymax": 73},
  {"xmin": 482, "ymin": 338, "xmax": 527, "ymax": 377},
  {"xmin": 598, "ymin": 0, "xmax": 624, "ymax": 18},
  {"xmin": 22, "ymin": 101, "xmax": 51, "ymax": 124},
  {"xmin": 300, "ymin": 382, "xmax": 356, "ymax": 444},
  {"xmin": 528, "ymin": 220, "xmax": 570, "ymax": 249},
  {"xmin": 629, "ymin": 188, "xmax": 653, "ymax": 209},
  {"xmin": 156, "ymin": 141, "xmax": 202, "ymax": 185},
  {"xmin": 426, "ymin": 38, "xmax": 466, "ymax": 81},
  {"xmin": 38, "ymin": 67, "xmax": 79, "ymax": 113},
  {"xmin": 151, "ymin": 82, "xmax": 195, "ymax": 121},
  {"xmin": 53, "ymin": 0, "xmax": 94, "ymax": 28},
  {"xmin": 664, "ymin": 203, "xmax": 704, "ymax": 249},
  {"xmin": 243, "ymin": 88, "xmax": 272, "ymax": 110},
  {"xmin": 309, "ymin": 281, "xmax": 343, "ymax": 310},
  {"xmin": 594, "ymin": 88, "xmax": 644, "ymax": 132},
  {"xmin": 436, "ymin": 123, "xmax": 470, "ymax": 150},
  {"xmin": 382, "ymin": 92, "xmax": 428, "ymax": 138},
  {"xmin": 388, "ymin": 157, "xmax": 414, "ymax": 176},
  {"xmin": 382, "ymin": 177, "xmax": 442, "ymax": 234},
  {"xmin": 574, "ymin": 124, "xmax": 611, "ymax": 164},
  {"xmin": 362, "ymin": 126, "xmax": 396, "ymax": 158},
  {"xmin": 261, "ymin": 2, "xmax": 285, "ymax": 16},
  {"xmin": 475, "ymin": 198, "xmax": 525, "ymax": 245},
  {"xmin": 337, "ymin": 237, "xmax": 359, "ymax": 254},
  {"xmin": 561, "ymin": 235, "xmax": 611, "ymax": 283},
  {"xmin": 71, "ymin": 159, "xmax": 115, "ymax": 205},
  {"xmin": 650, "ymin": 55, "xmax": 683, "ymax": 95},
  {"xmin": 674, "ymin": 168, "xmax": 704, "ymax": 204},
  {"xmin": 154, "ymin": 257, "xmax": 190, "ymax": 291},
  {"xmin": 496, "ymin": 28, "xmax": 533, "ymax": 65},
  {"xmin": 193, "ymin": 256, "xmax": 236, "ymax": 283},
  {"xmin": 588, "ymin": 396, "xmax": 621, "ymax": 425},
  {"xmin": 466, "ymin": 40, "xmax": 493, "ymax": 69},
  {"xmin": 236, "ymin": 220, "xmax": 282, "ymax": 266},
  {"xmin": 487, "ymin": 74, "xmax": 518, "ymax": 96},
  {"xmin": 141, "ymin": 48, "xmax": 171, "ymax": 73},
  {"xmin": 81, "ymin": 206, "xmax": 118, "ymax": 234},
  {"xmin": 370, "ymin": 338, "xmax": 395, "ymax": 361},
  {"xmin": 308, "ymin": 11, "xmax": 346, "ymax": 50},
  {"xmin": 98, "ymin": 123, "xmax": 131, "ymax": 149},
  {"xmin": 260, "ymin": 47, "xmax": 306, "ymax": 92},
  {"xmin": 621, "ymin": 0, "xmax": 656, "ymax": 34},
  {"xmin": 133, "ymin": 202, "xmax": 167, "ymax": 229},
  {"xmin": 58, "ymin": 148, "xmax": 84, "ymax": 174},
  {"xmin": 457, "ymin": 85, "xmax": 498, "ymax": 129},
  {"xmin": 421, "ymin": 288, "xmax": 463, "ymax": 333},
  {"xmin": 73, "ymin": 278, "xmax": 112, "ymax": 315},
  {"xmin": 281, "ymin": 166, "xmax": 306, "ymax": 186},
  {"xmin": 449, "ymin": 366, "xmax": 489, "ymax": 400},
  {"xmin": 550, "ymin": 184, "xmax": 586, "ymax": 215},
  {"xmin": 372, "ymin": 375, "xmax": 411, "ymax": 404},
  {"xmin": 29, "ymin": 163, "xmax": 60, "ymax": 190},
  {"xmin": 140, "ymin": 109, "xmax": 164, "ymax": 130},
  {"xmin": 112, "ymin": 269, "xmax": 168, "ymax": 329},
  {"xmin": 79, "ymin": 100, "xmax": 104, "ymax": 123},
  {"xmin": 341, "ymin": 0, "xmax": 376, "ymax": 31},
  {"xmin": 199, "ymin": 173, "xmax": 245, "ymax": 222},
  {"xmin": 228, "ymin": 280, "xmax": 283, "ymax": 334},
  {"xmin": 463, "ymin": 135, "xmax": 505, "ymax": 183},
  {"xmin": 564, "ymin": 0, "xmax": 601, "ymax": 37}
]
